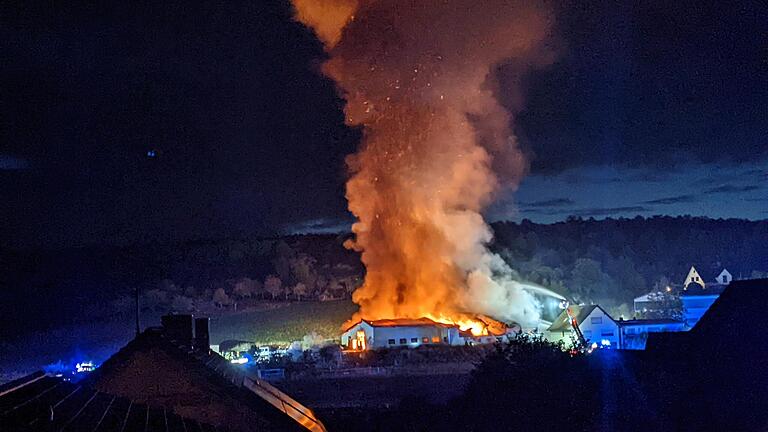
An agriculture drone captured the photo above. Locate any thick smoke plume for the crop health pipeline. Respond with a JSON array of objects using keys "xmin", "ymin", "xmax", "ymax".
[{"xmin": 292, "ymin": 0, "xmax": 555, "ymax": 330}]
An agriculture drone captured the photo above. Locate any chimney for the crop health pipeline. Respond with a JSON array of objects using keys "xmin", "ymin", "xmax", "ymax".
[
  {"xmin": 161, "ymin": 314, "xmax": 194, "ymax": 345},
  {"xmin": 195, "ymin": 317, "xmax": 210, "ymax": 350}
]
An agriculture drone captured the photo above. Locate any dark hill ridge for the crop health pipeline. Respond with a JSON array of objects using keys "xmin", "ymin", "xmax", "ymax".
[{"xmin": 1, "ymin": 216, "xmax": 766, "ymax": 337}]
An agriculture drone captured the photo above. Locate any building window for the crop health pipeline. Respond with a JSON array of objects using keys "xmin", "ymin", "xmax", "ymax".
[
  {"xmin": 601, "ymin": 331, "xmax": 614, "ymax": 336},
  {"xmin": 388, "ymin": 339, "xmax": 395, "ymax": 345},
  {"xmin": 411, "ymin": 338, "xmax": 418, "ymax": 343},
  {"xmin": 591, "ymin": 317, "xmax": 602, "ymax": 324},
  {"xmin": 443, "ymin": 337, "xmax": 448, "ymax": 343},
  {"xmin": 431, "ymin": 336, "xmax": 441, "ymax": 343},
  {"xmin": 422, "ymin": 337, "xmax": 429, "ymax": 343},
  {"xmin": 399, "ymin": 338, "xmax": 407, "ymax": 344}
]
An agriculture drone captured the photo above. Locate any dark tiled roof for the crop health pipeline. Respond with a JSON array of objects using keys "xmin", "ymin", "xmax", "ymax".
[
  {"xmin": 617, "ymin": 319, "xmax": 684, "ymax": 326},
  {"xmin": 682, "ymin": 282, "xmax": 728, "ymax": 296},
  {"xmin": 548, "ymin": 305, "xmax": 601, "ymax": 332},
  {"xmin": 82, "ymin": 328, "xmax": 324, "ymax": 432},
  {"xmin": 648, "ymin": 278, "xmax": 768, "ymax": 351},
  {"xmin": 0, "ymin": 372, "xmax": 221, "ymax": 432}
]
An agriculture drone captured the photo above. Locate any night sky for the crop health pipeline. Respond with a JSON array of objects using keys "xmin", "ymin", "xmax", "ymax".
[{"xmin": 1, "ymin": 1, "xmax": 766, "ymax": 248}]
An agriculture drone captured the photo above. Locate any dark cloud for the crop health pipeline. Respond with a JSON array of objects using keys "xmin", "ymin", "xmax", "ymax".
[
  {"xmin": 2, "ymin": 0, "xmax": 766, "ymax": 246},
  {"xmin": 285, "ymin": 217, "xmax": 352, "ymax": 235},
  {"xmin": 0, "ymin": 155, "xmax": 29, "ymax": 170},
  {"xmin": 570, "ymin": 206, "xmax": 652, "ymax": 217},
  {"xmin": 513, "ymin": 1, "xmax": 768, "ymax": 174},
  {"xmin": 520, "ymin": 198, "xmax": 575, "ymax": 208},
  {"xmin": 522, "ymin": 205, "xmax": 651, "ymax": 217},
  {"xmin": 643, "ymin": 195, "xmax": 698, "ymax": 205},
  {"xmin": 705, "ymin": 185, "xmax": 760, "ymax": 194}
]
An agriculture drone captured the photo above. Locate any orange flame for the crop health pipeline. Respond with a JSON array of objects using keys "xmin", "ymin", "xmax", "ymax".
[{"xmin": 291, "ymin": 1, "xmax": 555, "ymax": 331}]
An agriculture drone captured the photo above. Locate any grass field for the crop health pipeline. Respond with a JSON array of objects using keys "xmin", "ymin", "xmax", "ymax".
[{"xmin": 209, "ymin": 300, "xmax": 358, "ymax": 345}]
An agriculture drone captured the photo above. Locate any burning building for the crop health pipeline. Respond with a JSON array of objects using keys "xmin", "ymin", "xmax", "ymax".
[{"xmin": 341, "ymin": 316, "xmax": 516, "ymax": 350}]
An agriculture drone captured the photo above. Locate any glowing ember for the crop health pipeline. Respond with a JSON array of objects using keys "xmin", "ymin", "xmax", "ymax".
[{"xmin": 291, "ymin": 1, "xmax": 555, "ymax": 330}]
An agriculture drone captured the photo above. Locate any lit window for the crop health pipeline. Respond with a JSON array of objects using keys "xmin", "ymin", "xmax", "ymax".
[
  {"xmin": 431, "ymin": 336, "xmax": 440, "ymax": 343},
  {"xmin": 422, "ymin": 337, "xmax": 429, "ymax": 343},
  {"xmin": 399, "ymin": 338, "xmax": 406, "ymax": 344},
  {"xmin": 591, "ymin": 317, "xmax": 602, "ymax": 324},
  {"xmin": 388, "ymin": 339, "xmax": 395, "ymax": 345},
  {"xmin": 411, "ymin": 338, "xmax": 418, "ymax": 343}
]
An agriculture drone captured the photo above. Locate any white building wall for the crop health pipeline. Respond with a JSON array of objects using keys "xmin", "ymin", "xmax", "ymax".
[
  {"xmin": 341, "ymin": 322, "xmax": 463, "ymax": 349},
  {"xmin": 340, "ymin": 322, "xmax": 375, "ymax": 349},
  {"xmin": 716, "ymin": 269, "xmax": 732, "ymax": 284},
  {"xmin": 682, "ymin": 295, "xmax": 719, "ymax": 328},
  {"xmin": 619, "ymin": 321, "xmax": 687, "ymax": 350},
  {"xmin": 578, "ymin": 308, "xmax": 620, "ymax": 348}
]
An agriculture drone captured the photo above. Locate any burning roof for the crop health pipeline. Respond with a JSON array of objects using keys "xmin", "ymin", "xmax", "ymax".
[{"xmin": 343, "ymin": 315, "xmax": 511, "ymax": 337}]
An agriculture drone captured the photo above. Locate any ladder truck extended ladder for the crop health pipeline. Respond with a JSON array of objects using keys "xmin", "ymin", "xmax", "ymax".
[{"xmin": 566, "ymin": 307, "xmax": 588, "ymax": 350}]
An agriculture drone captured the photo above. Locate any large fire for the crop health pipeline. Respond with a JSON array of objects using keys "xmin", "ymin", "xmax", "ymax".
[{"xmin": 291, "ymin": 1, "xmax": 555, "ymax": 334}]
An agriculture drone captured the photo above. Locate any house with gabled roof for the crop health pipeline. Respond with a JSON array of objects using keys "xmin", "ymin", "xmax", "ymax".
[{"xmin": 546, "ymin": 305, "xmax": 620, "ymax": 348}]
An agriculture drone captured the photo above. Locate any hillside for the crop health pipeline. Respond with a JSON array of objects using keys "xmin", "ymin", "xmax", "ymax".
[{"xmin": 2, "ymin": 216, "xmax": 766, "ymax": 338}]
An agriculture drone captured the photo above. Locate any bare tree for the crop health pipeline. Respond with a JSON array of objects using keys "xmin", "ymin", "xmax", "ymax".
[
  {"xmin": 213, "ymin": 287, "xmax": 233, "ymax": 308},
  {"xmin": 233, "ymin": 277, "xmax": 261, "ymax": 300},
  {"xmin": 264, "ymin": 275, "xmax": 283, "ymax": 300},
  {"xmin": 292, "ymin": 282, "xmax": 307, "ymax": 301}
]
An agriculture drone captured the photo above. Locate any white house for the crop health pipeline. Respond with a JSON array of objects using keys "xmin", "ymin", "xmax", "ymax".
[
  {"xmin": 340, "ymin": 317, "xmax": 509, "ymax": 350},
  {"xmin": 715, "ymin": 268, "xmax": 733, "ymax": 285},
  {"xmin": 684, "ymin": 266, "xmax": 706, "ymax": 289},
  {"xmin": 633, "ymin": 290, "xmax": 676, "ymax": 315},
  {"xmin": 617, "ymin": 318, "xmax": 687, "ymax": 350},
  {"xmin": 546, "ymin": 305, "xmax": 620, "ymax": 348},
  {"xmin": 341, "ymin": 318, "xmax": 463, "ymax": 349}
]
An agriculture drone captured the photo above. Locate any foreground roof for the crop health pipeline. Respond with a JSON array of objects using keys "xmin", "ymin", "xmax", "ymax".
[
  {"xmin": 84, "ymin": 328, "xmax": 325, "ymax": 432},
  {"xmin": 648, "ymin": 278, "xmax": 768, "ymax": 351},
  {"xmin": 0, "ymin": 372, "xmax": 220, "ymax": 431}
]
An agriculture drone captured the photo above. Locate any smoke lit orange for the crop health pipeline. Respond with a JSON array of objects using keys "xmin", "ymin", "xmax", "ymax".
[{"xmin": 291, "ymin": 1, "xmax": 555, "ymax": 332}]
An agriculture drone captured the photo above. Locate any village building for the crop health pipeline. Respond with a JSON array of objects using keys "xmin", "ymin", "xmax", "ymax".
[
  {"xmin": 682, "ymin": 282, "xmax": 728, "ymax": 328},
  {"xmin": 681, "ymin": 266, "xmax": 732, "ymax": 327},
  {"xmin": 547, "ymin": 305, "xmax": 687, "ymax": 350},
  {"xmin": 633, "ymin": 266, "xmax": 733, "ymax": 327},
  {"xmin": 616, "ymin": 318, "xmax": 687, "ymax": 350},
  {"xmin": 340, "ymin": 317, "xmax": 508, "ymax": 350},
  {"xmin": 546, "ymin": 305, "xmax": 620, "ymax": 348},
  {"xmin": 633, "ymin": 290, "xmax": 678, "ymax": 316}
]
